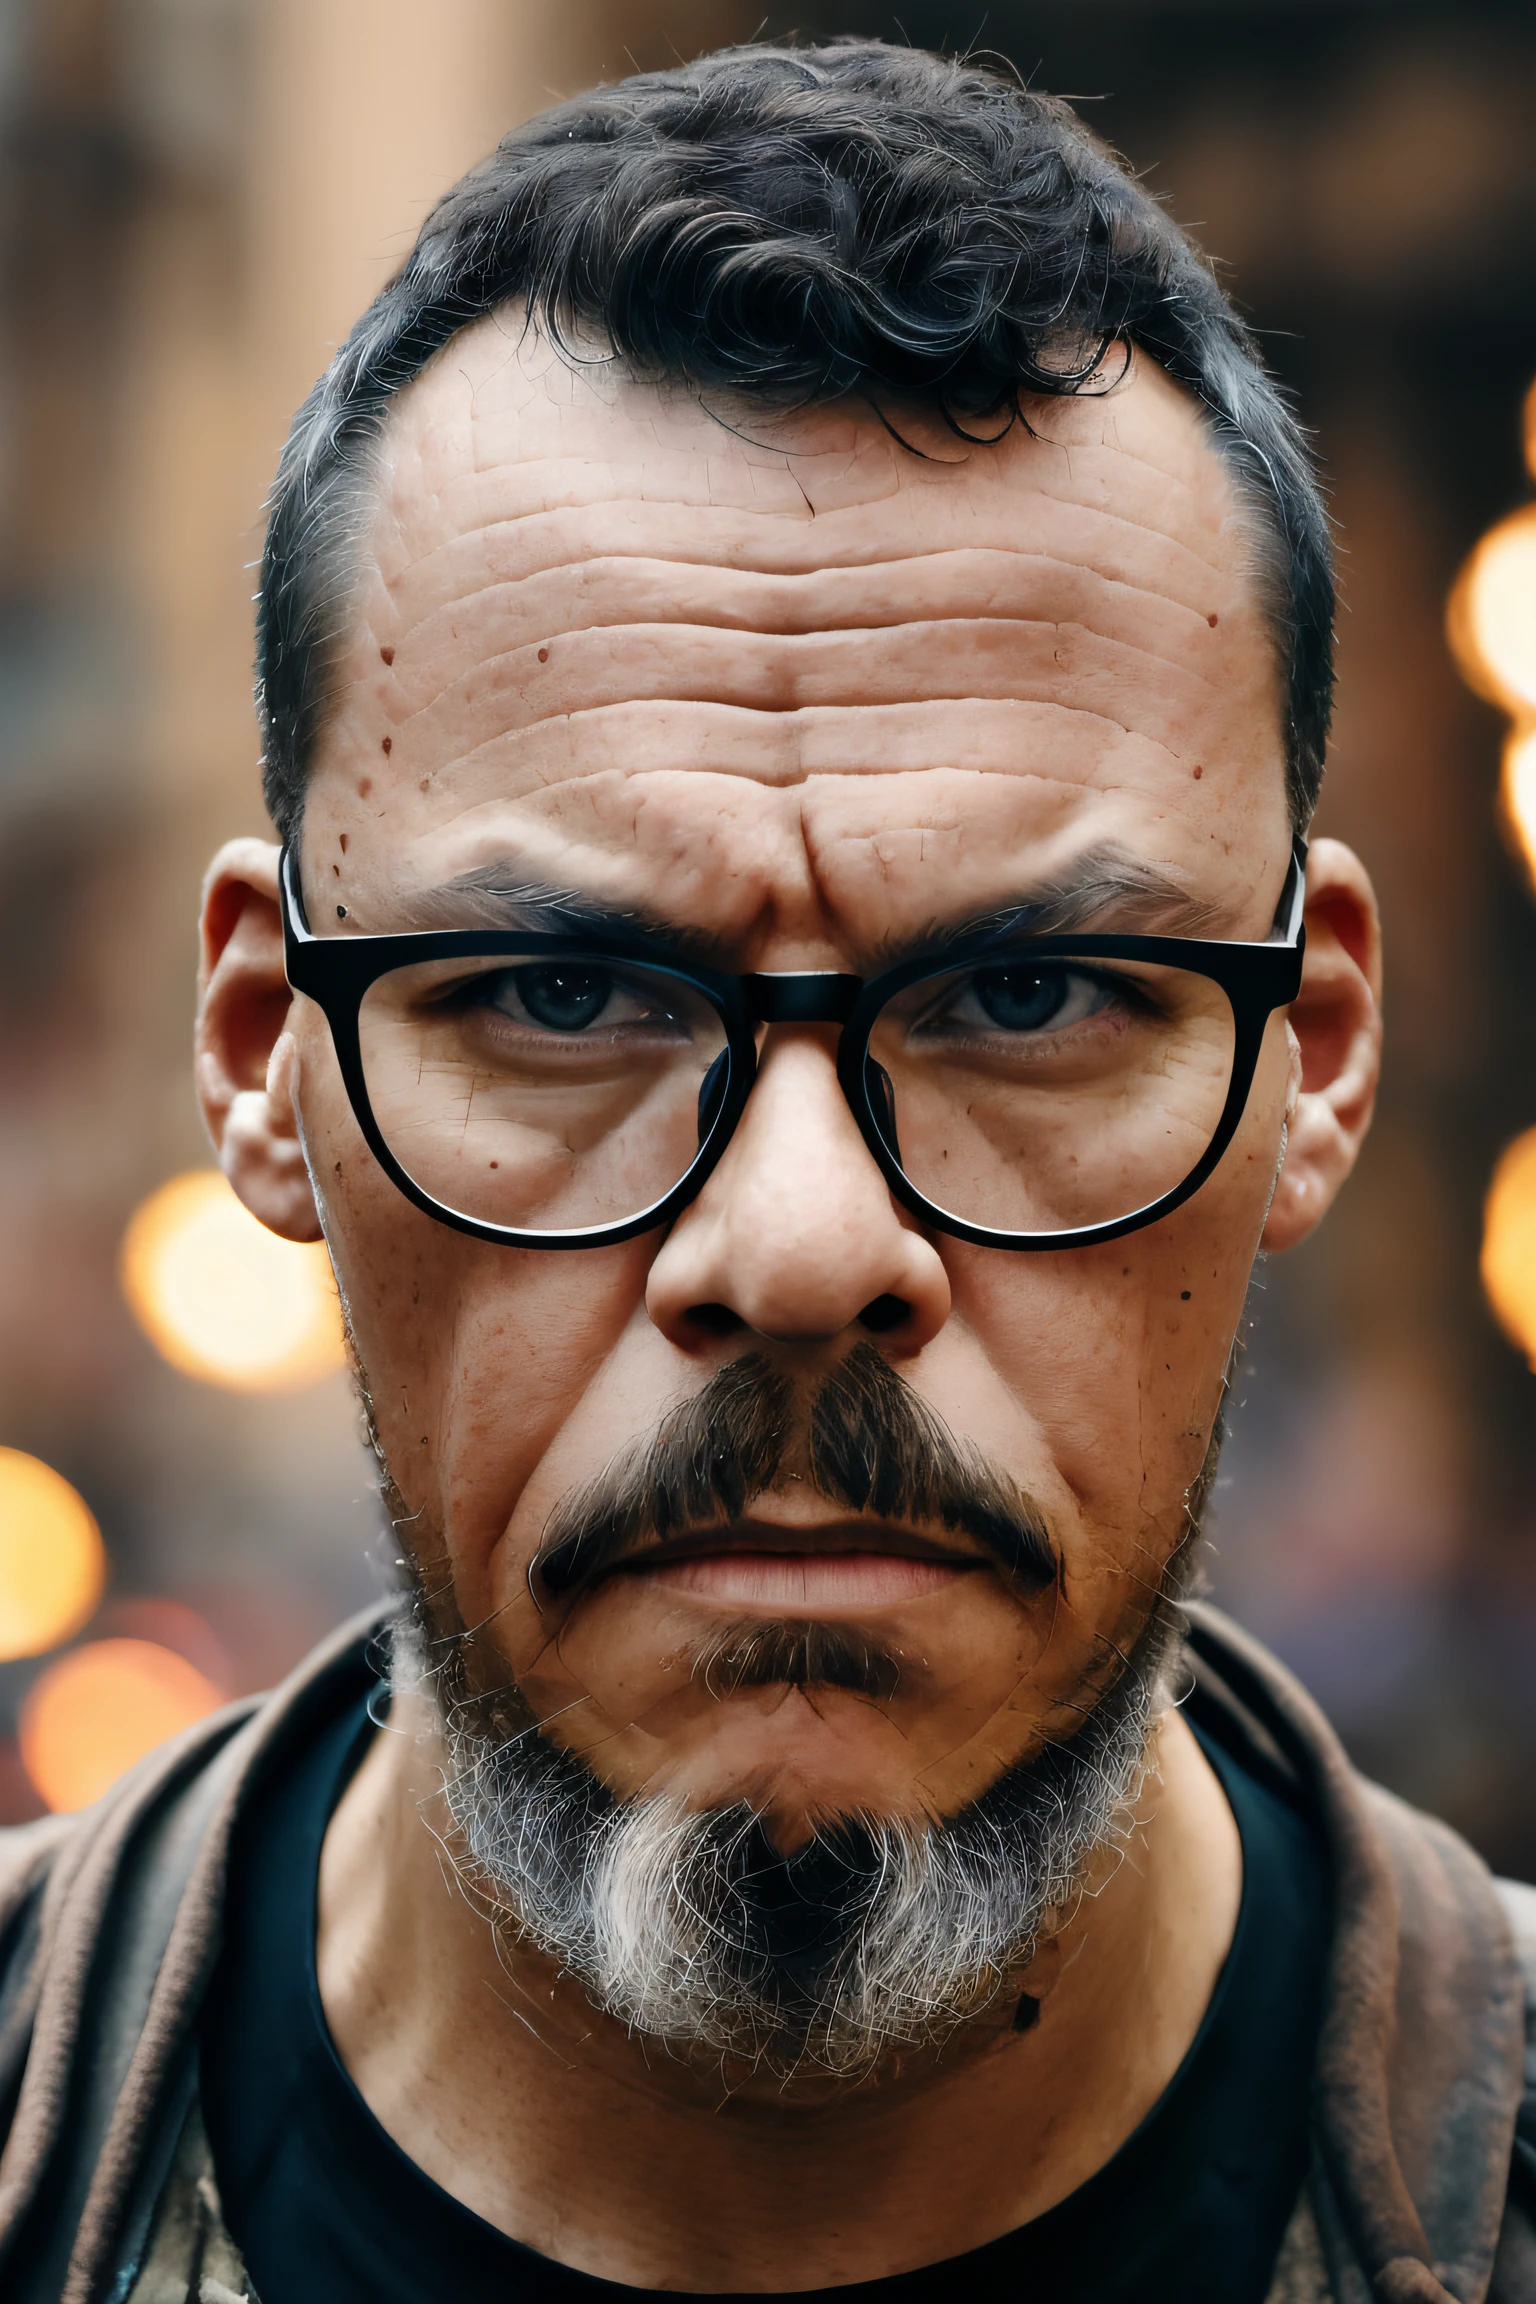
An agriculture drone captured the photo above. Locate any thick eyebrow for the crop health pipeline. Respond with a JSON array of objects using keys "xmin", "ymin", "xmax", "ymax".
[
  {"xmin": 896, "ymin": 845, "xmax": 1228, "ymax": 959},
  {"xmin": 395, "ymin": 842, "xmax": 1226, "ymax": 969},
  {"xmin": 400, "ymin": 865, "xmax": 733, "ymax": 963}
]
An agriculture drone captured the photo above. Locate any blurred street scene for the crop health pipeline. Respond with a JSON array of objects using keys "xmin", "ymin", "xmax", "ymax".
[{"xmin": 2, "ymin": 0, "xmax": 1535, "ymax": 1866}]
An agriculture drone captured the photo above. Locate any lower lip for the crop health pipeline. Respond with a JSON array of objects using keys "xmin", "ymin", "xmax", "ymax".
[{"xmin": 639, "ymin": 1553, "xmax": 975, "ymax": 1608}]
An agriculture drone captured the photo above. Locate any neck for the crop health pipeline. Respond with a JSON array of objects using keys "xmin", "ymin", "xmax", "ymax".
[{"xmin": 317, "ymin": 1695, "xmax": 1241, "ymax": 2290}]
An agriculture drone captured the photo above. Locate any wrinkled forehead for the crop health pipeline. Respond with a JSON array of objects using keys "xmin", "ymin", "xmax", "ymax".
[{"xmin": 302, "ymin": 316, "xmax": 1291, "ymax": 956}]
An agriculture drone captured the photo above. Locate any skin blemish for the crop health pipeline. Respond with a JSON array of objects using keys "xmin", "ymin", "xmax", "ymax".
[
  {"xmin": 381, "ymin": 736, "xmax": 393, "ymax": 755},
  {"xmin": 1192, "ymin": 765, "xmax": 1204, "ymax": 780},
  {"xmin": 420, "ymin": 776, "xmax": 431, "ymax": 791},
  {"xmin": 538, "ymin": 646, "xmax": 550, "ymax": 663},
  {"xmin": 1207, "ymin": 612, "xmax": 1219, "ymax": 627},
  {"xmin": 339, "ymin": 834, "xmax": 348, "ymax": 853},
  {"xmin": 337, "ymin": 904, "xmax": 348, "ymax": 918},
  {"xmin": 380, "ymin": 644, "xmax": 395, "ymax": 664},
  {"xmin": 332, "ymin": 863, "xmax": 341, "ymax": 876},
  {"xmin": 358, "ymin": 777, "xmax": 372, "ymax": 797},
  {"xmin": 1181, "ymin": 1290, "xmax": 1192, "ymax": 1301}
]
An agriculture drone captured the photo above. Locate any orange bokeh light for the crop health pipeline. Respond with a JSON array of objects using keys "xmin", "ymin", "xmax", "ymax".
[
  {"xmin": 1500, "ymin": 723, "xmax": 1536, "ymax": 883},
  {"xmin": 121, "ymin": 1169, "xmax": 344, "ymax": 1392},
  {"xmin": 1481, "ymin": 1126, "xmax": 1536, "ymax": 1369},
  {"xmin": 1448, "ymin": 504, "xmax": 1536, "ymax": 718},
  {"xmin": 20, "ymin": 1638, "xmax": 224, "ymax": 1812},
  {"xmin": 0, "ymin": 1448, "xmax": 107, "ymax": 1661}
]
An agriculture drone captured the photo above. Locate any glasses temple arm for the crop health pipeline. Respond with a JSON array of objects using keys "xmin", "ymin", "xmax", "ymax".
[{"xmin": 1270, "ymin": 834, "xmax": 1309, "ymax": 946}]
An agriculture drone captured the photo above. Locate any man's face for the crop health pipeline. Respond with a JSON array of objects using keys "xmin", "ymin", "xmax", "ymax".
[{"xmin": 282, "ymin": 324, "xmax": 1296, "ymax": 1848}]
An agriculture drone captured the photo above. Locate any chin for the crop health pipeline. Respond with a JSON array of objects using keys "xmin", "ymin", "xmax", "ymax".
[
  {"xmin": 643, "ymin": 1684, "xmax": 950, "ymax": 1847},
  {"xmin": 519, "ymin": 1577, "xmax": 1051, "ymax": 1815}
]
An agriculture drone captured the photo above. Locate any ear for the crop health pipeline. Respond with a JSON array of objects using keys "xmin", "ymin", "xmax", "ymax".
[
  {"xmin": 194, "ymin": 838, "xmax": 324, "ymax": 1243},
  {"xmin": 1260, "ymin": 837, "xmax": 1382, "ymax": 1253}
]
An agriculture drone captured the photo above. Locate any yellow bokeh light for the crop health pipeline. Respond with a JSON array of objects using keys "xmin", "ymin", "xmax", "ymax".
[
  {"xmin": 20, "ymin": 1638, "xmax": 224, "ymax": 1812},
  {"xmin": 121, "ymin": 1169, "xmax": 344, "ymax": 1392},
  {"xmin": 0, "ymin": 1449, "xmax": 106, "ymax": 1661},
  {"xmin": 1449, "ymin": 506, "xmax": 1536, "ymax": 716},
  {"xmin": 1482, "ymin": 1127, "xmax": 1536, "ymax": 1368}
]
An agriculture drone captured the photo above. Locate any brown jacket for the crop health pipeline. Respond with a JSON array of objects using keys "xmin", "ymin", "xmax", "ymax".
[{"xmin": 0, "ymin": 1600, "xmax": 1532, "ymax": 2304}]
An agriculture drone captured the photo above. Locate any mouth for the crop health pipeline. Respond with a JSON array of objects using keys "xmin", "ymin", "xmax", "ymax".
[{"xmin": 606, "ymin": 1518, "xmax": 987, "ymax": 1614}]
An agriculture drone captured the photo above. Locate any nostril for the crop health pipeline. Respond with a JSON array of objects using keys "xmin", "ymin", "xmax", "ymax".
[
  {"xmin": 686, "ymin": 1302, "xmax": 745, "ymax": 1338},
  {"xmin": 858, "ymin": 1293, "xmax": 909, "ymax": 1335}
]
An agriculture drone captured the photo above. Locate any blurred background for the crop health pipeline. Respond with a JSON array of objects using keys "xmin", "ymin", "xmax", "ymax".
[{"xmin": 2, "ymin": 0, "xmax": 1536, "ymax": 1855}]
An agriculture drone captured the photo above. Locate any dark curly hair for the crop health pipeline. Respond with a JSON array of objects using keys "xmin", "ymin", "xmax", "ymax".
[{"xmin": 257, "ymin": 40, "xmax": 1332, "ymax": 839}]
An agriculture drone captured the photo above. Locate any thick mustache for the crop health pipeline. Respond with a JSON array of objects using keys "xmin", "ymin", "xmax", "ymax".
[{"xmin": 533, "ymin": 1343, "xmax": 1057, "ymax": 1601}]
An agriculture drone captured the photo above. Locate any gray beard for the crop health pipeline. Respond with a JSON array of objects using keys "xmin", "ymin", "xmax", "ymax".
[
  {"xmin": 361, "ymin": 1325, "xmax": 1221, "ymax": 2086},
  {"xmin": 394, "ymin": 1577, "xmax": 1191, "ymax": 2084}
]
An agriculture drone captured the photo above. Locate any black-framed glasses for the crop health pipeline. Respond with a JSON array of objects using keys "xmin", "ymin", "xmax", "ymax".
[{"xmin": 279, "ymin": 840, "xmax": 1307, "ymax": 1254}]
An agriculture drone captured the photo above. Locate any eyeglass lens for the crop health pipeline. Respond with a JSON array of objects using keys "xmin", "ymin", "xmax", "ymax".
[
  {"xmin": 866, "ymin": 956, "xmax": 1237, "ymax": 1235},
  {"xmin": 355, "ymin": 948, "xmax": 1238, "ymax": 1239},
  {"xmin": 357, "ymin": 955, "xmax": 730, "ymax": 1234}
]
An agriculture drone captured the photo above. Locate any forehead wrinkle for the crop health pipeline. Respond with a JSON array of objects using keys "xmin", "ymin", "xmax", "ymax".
[
  {"xmin": 368, "ymin": 405, "xmax": 1240, "ymax": 583},
  {"xmin": 385, "ymin": 620, "xmax": 1225, "ymax": 760},
  {"xmin": 391, "ymin": 546, "xmax": 1224, "ymax": 639},
  {"xmin": 320, "ymin": 351, "xmax": 1287, "ymax": 881},
  {"xmin": 371, "ymin": 553, "xmax": 1230, "ymax": 731},
  {"xmin": 1057, "ymin": 429, "xmax": 1209, "ymax": 505},
  {"xmin": 374, "ymin": 488, "xmax": 1232, "ymax": 614},
  {"xmin": 360, "ymin": 331, "xmax": 1257, "ymax": 683},
  {"xmin": 418, "ymin": 697, "xmax": 1185, "ymax": 795}
]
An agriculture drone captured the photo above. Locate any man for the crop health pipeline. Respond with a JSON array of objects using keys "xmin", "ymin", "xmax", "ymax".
[{"xmin": 0, "ymin": 38, "xmax": 1531, "ymax": 2304}]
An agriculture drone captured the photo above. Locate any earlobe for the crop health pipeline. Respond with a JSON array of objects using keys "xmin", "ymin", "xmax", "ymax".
[
  {"xmin": 1260, "ymin": 838, "xmax": 1383, "ymax": 1254},
  {"xmin": 195, "ymin": 838, "xmax": 324, "ymax": 1243}
]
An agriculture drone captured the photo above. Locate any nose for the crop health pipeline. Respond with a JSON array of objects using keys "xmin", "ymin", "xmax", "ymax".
[{"xmin": 645, "ymin": 1028, "xmax": 952, "ymax": 1352}]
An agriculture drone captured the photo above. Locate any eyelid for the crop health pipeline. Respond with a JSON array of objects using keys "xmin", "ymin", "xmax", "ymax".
[{"xmin": 920, "ymin": 958, "xmax": 1148, "ymax": 1020}]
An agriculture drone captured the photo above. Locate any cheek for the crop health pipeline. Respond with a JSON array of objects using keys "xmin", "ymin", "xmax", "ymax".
[
  {"xmin": 942, "ymin": 1033, "xmax": 1285, "ymax": 1595},
  {"xmin": 294, "ymin": 1012, "xmax": 655, "ymax": 1594}
]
